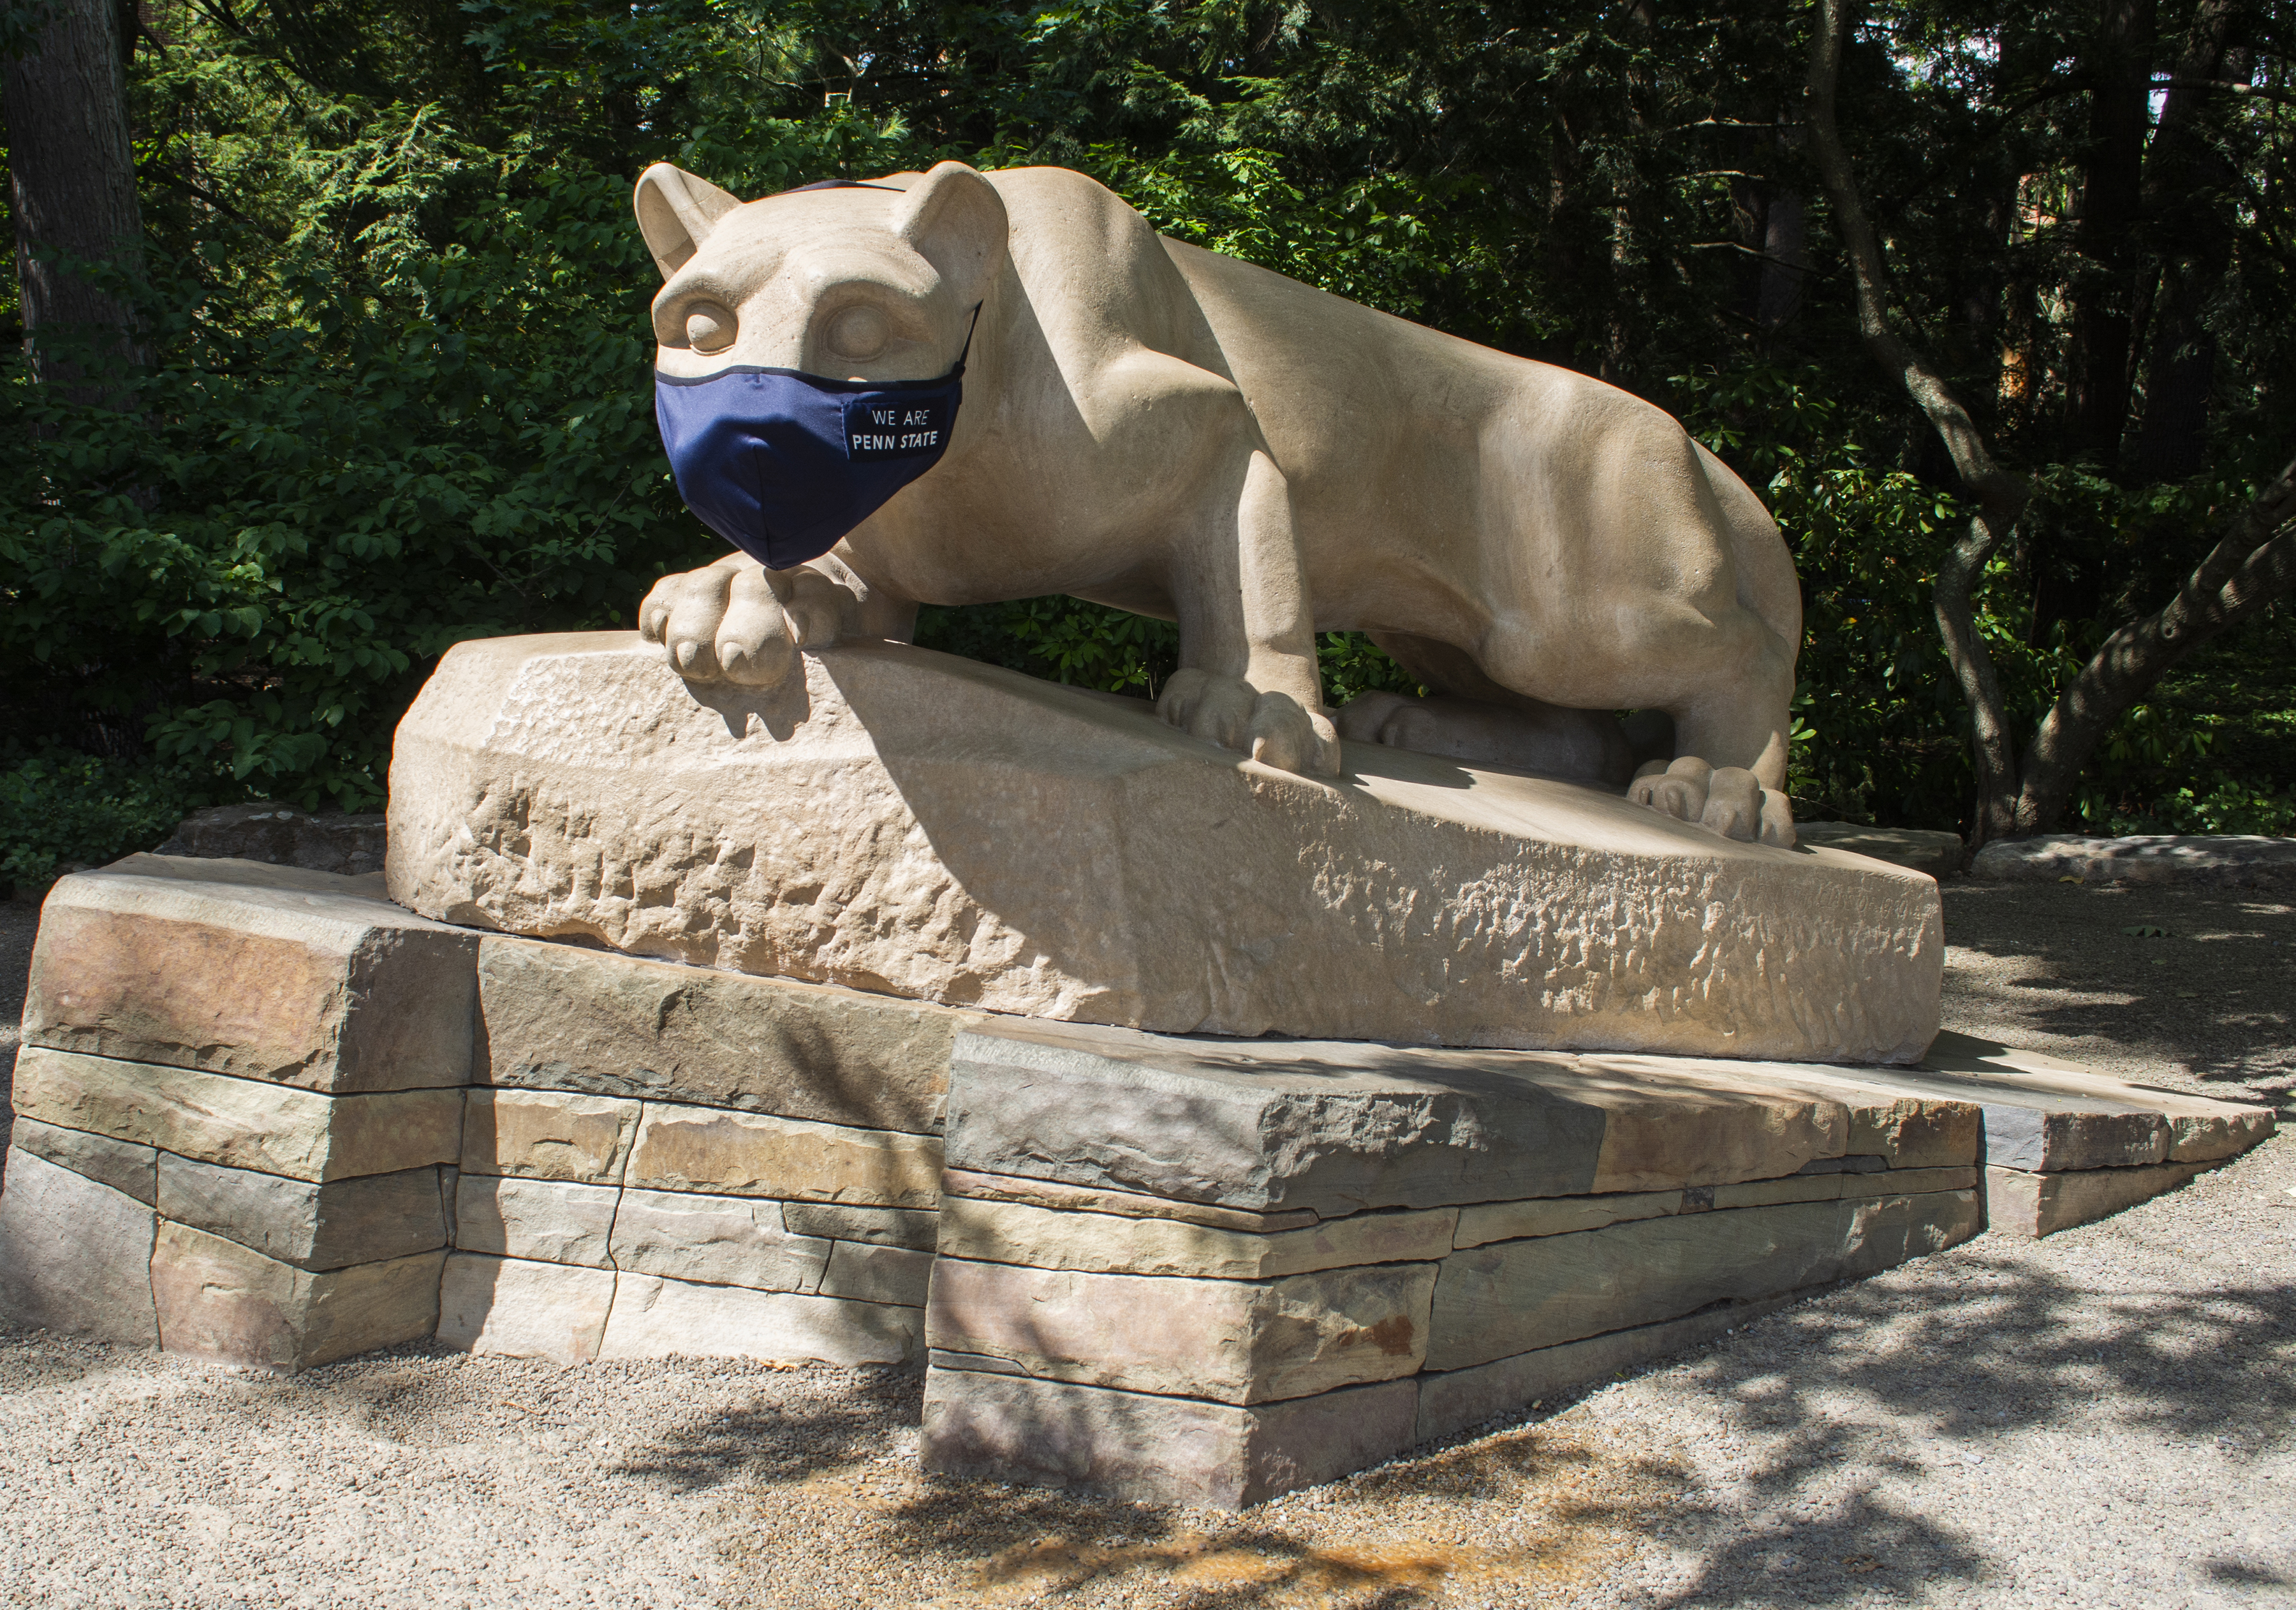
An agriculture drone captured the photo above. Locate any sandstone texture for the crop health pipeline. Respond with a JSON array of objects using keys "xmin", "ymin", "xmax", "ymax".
[
  {"xmin": 453, "ymin": 1176, "xmax": 621, "ymax": 1267},
  {"xmin": 936, "ymin": 1197, "xmax": 1457, "ymax": 1280},
  {"xmin": 623, "ymin": 1103, "xmax": 940, "ymax": 1206},
  {"xmin": 1985, "ymin": 1160, "xmax": 2214, "ymax": 1238},
  {"xmin": 8, "ymin": 1116, "xmax": 157, "ymax": 1204},
  {"xmin": 23, "ymin": 855, "xmax": 475, "ymax": 1091},
  {"xmin": 155, "ymin": 802, "xmax": 388, "ymax": 876},
  {"xmin": 0, "ymin": 1149, "xmax": 158, "ymax": 1343},
  {"xmin": 13, "ymin": 1047, "xmax": 462, "ymax": 1182},
  {"xmin": 475, "ymin": 934, "xmax": 957, "ymax": 1134},
  {"xmin": 148, "ymin": 1223, "xmax": 441, "ymax": 1370},
  {"xmin": 1970, "ymin": 832, "xmax": 2296, "ymax": 887},
  {"xmin": 156, "ymin": 1156, "xmax": 447, "ymax": 1270},
  {"xmin": 781, "ymin": 1201, "xmax": 939, "ymax": 1251},
  {"xmin": 1413, "ymin": 1293, "xmax": 1799, "ymax": 1443},
  {"xmin": 437, "ymin": 1253, "xmax": 616, "ymax": 1363},
  {"xmin": 386, "ymin": 634, "xmax": 1943, "ymax": 1063},
  {"xmin": 1425, "ymin": 1189, "xmax": 1982, "ymax": 1370},
  {"xmin": 596, "ymin": 1273, "xmax": 920, "ymax": 1365},
  {"xmin": 607, "ymin": 1188, "xmax": 833, "ymax": 1291},
  {"xmin": 460, "ymin": 1089, "xmax": 639, "ymax": 1184},
  {"xmin": 945, "ymin": 1019, "xmax": 1863, "ymax": 1215},
  {"xmin": 922, "ymin": 1371, "xmax": 1422, "ymax": 1510},
  {"xmin": 1790, "ymin": 822, "xmax": 1964, "ymax": 878},
  {"xmin": 926, "ymin": 1258, "xmax": 1436, "ymax": 1403}
]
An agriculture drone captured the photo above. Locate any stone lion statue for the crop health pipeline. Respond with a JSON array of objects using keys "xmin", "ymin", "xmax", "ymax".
[{"xmin": 631, "ymin": 159, "xmax": 1800, "ymax": 845}]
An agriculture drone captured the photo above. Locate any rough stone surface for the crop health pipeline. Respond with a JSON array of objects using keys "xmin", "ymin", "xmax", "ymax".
[
  {"xmin": 623, "ymin": 1102, "xmax": 940, "ymax": 1207},
  {"xmin": 939, "ymin": 1167, "xmax": 1316, "ymax": 1232},
  {"xmin": 13, "ymin": 1045, "xmax": 463, "ymax": 1181},
  {"xmin": 1923, "ymin": 1031, "xmax": 2275, "ymax": 1163},
  {"xmin": 1971, "ymin": 831, "xmax": 2296, "ymax": 887},
  {"xmin": 460, "ymin": 1088, "xmax": 638, "ymax": 1184},
  {"xmin": 925, "ymin": 1257, "xmax": 1436, "ymax": 1403},
  {"xmin": 22, "ymin": 855, "xmax": 475, "ymax": 1091},
  {"xmin": 607, "ymin": 1187, "xmax": 832, "ymax": 1291},
  {"xmin": 934, "ymin": 1197, "xmax": 1458, "ymax": 1280},
  {"xmin": 920, "ymin": 1370, "xmax": 1422, "ymax": 1510},
  {"xmin": 596, "ymin": 1272, "xmax": 921, "ymax": 1364},
  {"xmin": 435, "ymin": 1252, "xmax": 616, "ymax": 1363},
  {"xmin": 818, "ymin": 1241, "xmax": 934, "ymax": 1306},
  {"xmin": 386, "ymin": 635, "xmax": 1941, "ymax": 1063},
  {"xmin": 1710, "ymin": 1164, "xmax": 1977, "ymax": 1211},
  {"xmin": 0, "ymin": 1149, "xmax": 158, "ymax": 1343},
  {"xmin": 1413, "ymin": 1292, "xmax": 1801, "ymax": 1443},
  {"xmin": 154, "ymin": 802, "xmax": 388, "ymax": 876},
  {"xmin": 475, "ymin": 933, "xmax": 957, "ymax": 1134},
  {"xmin": 157, "ymin": 1155, "xmax": 446, "ymax": 1270},
  {"xmin": 781, "ymin": 1200, "xmax": 940, "ymax": 1250},
  {"xmin": 1984, "ymin": 1160, "xmax": 2213, "ymax": 1238},
  {"xmin": 148, "ymin": 1222, "xmax": 441, "ymax": 1371},
  {"xmin": 1791, "ymin": 822, "xmax": 1964, "ymax": 877},
  {"xmin": 453, "ymin": 1174, "xmax": 621, "ymax": 1267},
  {"xmin": 945, "ymin": 1019, "xmax": 1852, "ymax": 1215},
  {"xmin": 1595, "ymin": 1058, "xmax": 1984, "ymax": 1169},
  {"xmin": 1453, "ymin": 1190, "xmax": 1682, "ymax": 1248},
  {"xmin": 1427, "ymin": 1189, "xmax": 1982, "ymax": 1371},
  {"xmin": 6, "ymin": 1115, "xmax": 156, "ymax": 1204}
]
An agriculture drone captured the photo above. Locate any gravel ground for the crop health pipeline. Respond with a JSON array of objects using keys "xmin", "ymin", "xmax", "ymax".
[{"xmin": 1, "ymin": 879, "xmax": 2290, "ymax": 1609}]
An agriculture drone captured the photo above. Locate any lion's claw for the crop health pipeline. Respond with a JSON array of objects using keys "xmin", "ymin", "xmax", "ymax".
[
  {"xmin": 1630, "ymin": 756, "xmax": 1794, "ymax": 846},
  {"xmin": 1158, "ymin": 670, "xmax": 1340, "ymax": 776}
]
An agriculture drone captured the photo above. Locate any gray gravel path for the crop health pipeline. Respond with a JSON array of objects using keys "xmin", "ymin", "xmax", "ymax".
[{"xmin": 1, "ymin": 880, "xmax": 2290, "ymax": 1609}]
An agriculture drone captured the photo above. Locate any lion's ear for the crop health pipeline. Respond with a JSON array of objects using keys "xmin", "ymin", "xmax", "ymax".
[
  {"xmin": 634, "ymin": 164, "xmax": 743, "ymax": 279},
  {"xmin": 890, "ymin": 161, "xmax": 1009, "ymax": 307}
]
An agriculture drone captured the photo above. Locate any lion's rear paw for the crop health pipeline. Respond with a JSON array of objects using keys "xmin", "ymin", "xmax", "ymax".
[
  {"xmin": 1629, "ymin": 757, "xmax": 1795, "ymax": 847},
  {"xmin": 1158, "ymin": 670, "xmax": 1339, "ymax": 776}
]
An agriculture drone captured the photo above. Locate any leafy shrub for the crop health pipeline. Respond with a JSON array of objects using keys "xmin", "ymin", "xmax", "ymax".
[{"xmin": 0, "ymin": 752, "xmax": 217, "ymax": 894}]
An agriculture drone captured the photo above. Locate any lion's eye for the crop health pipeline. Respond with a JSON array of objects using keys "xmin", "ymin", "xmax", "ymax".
[
  {"xmin": 827, "ymin": 305, "xmax": 890, "ymax": 362},
  {"xmin": 685, "ymin": 304, "xmax": 735, "ymax": 352}
]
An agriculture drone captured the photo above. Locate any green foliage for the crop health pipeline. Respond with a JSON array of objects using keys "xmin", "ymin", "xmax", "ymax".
[
  {"xmin": 1, "ymin": 0, "xmax": 2290, "ymax": 838},
  {"xmin": 0, "ymin": 751, "xmax": 215, "ymax": 894}
]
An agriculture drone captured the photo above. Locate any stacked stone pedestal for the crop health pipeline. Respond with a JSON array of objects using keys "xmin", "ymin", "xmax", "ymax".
[
  {"xmin": 3, "ymin": 855, "xmax": 2275, "ymax": 1509},
  {"xmin": 1, "ymin": 858, "xmax": 469, "ymax": 1367}
]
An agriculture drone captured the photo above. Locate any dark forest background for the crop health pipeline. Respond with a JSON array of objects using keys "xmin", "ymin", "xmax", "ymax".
[{"xmin": 3, "ymin": 0, "xmax": 2293, "ymax": 888}]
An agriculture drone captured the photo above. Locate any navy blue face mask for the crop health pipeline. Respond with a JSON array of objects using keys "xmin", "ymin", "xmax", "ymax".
[{"xmin": 653, "ymin": 179, "xmax": 978, "ymax": 571}]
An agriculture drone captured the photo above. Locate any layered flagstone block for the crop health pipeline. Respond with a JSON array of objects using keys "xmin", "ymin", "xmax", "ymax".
[
  {"xmin": 920, "ymin": 1016, "xmax": 2272, "ymax": 1507},
  {"xmin": 3, "ymin": 855, "xmax": 2274, "ymax": 1495},
  {"xmin": 22, "ymin": 854, "xmax": 476, "ymax": 1091}
]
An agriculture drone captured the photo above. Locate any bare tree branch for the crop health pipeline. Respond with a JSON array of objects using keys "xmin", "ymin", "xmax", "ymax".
[
  {"xmin": 2016, "ymin": 458, "xmax": 2296, "ymax": 829},
  {"xmin": 1806, "ymin": 0, "xmax": 2029, "ymax": 845}
]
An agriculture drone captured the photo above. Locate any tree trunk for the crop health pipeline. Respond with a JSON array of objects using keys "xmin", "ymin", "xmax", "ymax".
[
  {"xmin": 1806, "ymin": 0, "xmax": 2031, "ymax": 845},
  {"xmin": 2064, "ymin": 0, "xmax": 2159, "ymax": 468},
  {"xmin": 3, "ymin": 0, "xmax": 149, "ymax": 390},
  {"xmin": 2015, "ymin": 459, "xmax": 2296, "ymax": 829},
  {"xmin": 2131, "ymin": 0, "xmax": 2250, "ymax": 483}
]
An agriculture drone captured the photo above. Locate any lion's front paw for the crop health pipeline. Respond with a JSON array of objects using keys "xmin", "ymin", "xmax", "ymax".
[
  {"xmin": 1156, "ymin": 670, "xmax": 1340, "ymax": 777},
  {"xmin": 1629, "ymin": 757, "xmax": 1795, "ymax": 847},
  {"xmin": 638, "ymin": 561, "xmax": 851, "ymax": 689}
]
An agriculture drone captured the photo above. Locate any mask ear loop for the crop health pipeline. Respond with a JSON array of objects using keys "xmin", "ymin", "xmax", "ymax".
[{"xmin": 950, "ymin": 303, "xmax": 982, "ymax": 377}]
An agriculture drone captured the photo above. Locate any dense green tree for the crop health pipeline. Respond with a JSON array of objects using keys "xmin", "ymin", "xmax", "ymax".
[{"xmin": 1, "ymin": 0, "xmax": 2291, "ymax": 882}]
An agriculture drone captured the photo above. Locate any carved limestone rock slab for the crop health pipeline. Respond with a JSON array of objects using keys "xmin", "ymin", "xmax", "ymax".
[
  {"xmin": 934, "ymin": 1195, "xmax": 1458, "ymax": 1280},
  {"xmin": 921, "ymin": 1371, "xmax": 1422, "ymax": 1511},
  {"xmin": 595, "ymin": 1272, "xmax": 921, "ymax": 1365},
  {"xmin": 148, "ymin": 1223, "xmax": 441, "ymax": 1371},
  {"xmin": 386, "ymin": 633, "xmax": 1943, "ymax": 1063},
  {"xmin": 1425, "ymin": 1189, "xmax": 1982, "ymax": 1372},
  {"xmin": 24, "ymin": 854, "xmax": 475, "ymax": 1092},
  {"xmin": 1984, "ymin": 1160, "xmax": 2215, "ymax": 1239},
  {"xmin": 475, "ymin": 933, "xmax": 960, "ymax": 1135},
  {"xmin": 453, "ymin": 1175, "xmax": 622, "ymax": 1268},
  {"xmin": 156, "ymin": 1155, "xmax": 447, "ymax": 1271},
  {"xmin": 0, "ymin": 1149, "xmax": 158, "ymax": 1344},
  {"xmin": 437, "ymin": 1252, "xmax": 615, "ymax": 1363},
  {"xmin": 13, "ymin": 1046, "xmax": 463, "ymax": 1183},
  {"xmin": 943, "ymin": 1018, "xmax": 1860, "ymax": 1216},
  {"xmin": 925, "ymin": 1257, "xmax": 1437, "ymax": 1403},
  {"xmin": 606, "ymin": 1186, "xmax": 834, "ymax": 1292}
]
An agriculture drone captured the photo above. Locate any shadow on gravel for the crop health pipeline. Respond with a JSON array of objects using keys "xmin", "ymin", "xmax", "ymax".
[
  {"xmin": 1640, "ymin": 1253, "xmax": 2296, "ymax": 1607},
  {"xmin": 614, "ymin": 1363, "xmax": 925, "ymax": 1492}
]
